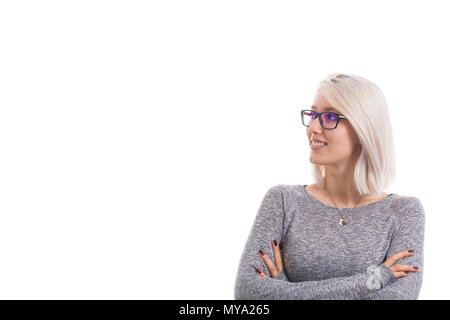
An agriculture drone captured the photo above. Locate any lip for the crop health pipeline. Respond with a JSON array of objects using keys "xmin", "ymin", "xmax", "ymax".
[{"xmin": 311, "ymin": 138, "xmax": 327, "ymax": 143}]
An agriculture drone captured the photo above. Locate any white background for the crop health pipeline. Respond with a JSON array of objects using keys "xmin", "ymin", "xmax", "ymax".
[{"xmin": 0, "ymin": 0, "xmax": 447, "ymax": 299}]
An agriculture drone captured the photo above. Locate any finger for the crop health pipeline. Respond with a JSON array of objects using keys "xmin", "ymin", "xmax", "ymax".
[
  {"xmin": 391, "ymin": 264, "xmax": 420, "ymax": 273},
  {"xmin": 256, "ymin": 268, "xmax": 268, "ymax": 278},
  {"xmin": 272, "ymin": 240, "xmax": 283, "ymax": 273},
  {"xmin": 392, "ymin": 271, "xmax": 410, "ymax": 279},
  {"xmin": 258, "ymin": 249, "xmax": 278, "ymax": 277},
  {"xmin": 384, "ymin": 250, "xmax": 414, "ymax": 267}
]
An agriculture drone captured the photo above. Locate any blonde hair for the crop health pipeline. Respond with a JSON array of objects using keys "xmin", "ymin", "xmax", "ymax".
[{"xmin": 311, "ymin": 73, "xmax": 395, "ymax": 197}]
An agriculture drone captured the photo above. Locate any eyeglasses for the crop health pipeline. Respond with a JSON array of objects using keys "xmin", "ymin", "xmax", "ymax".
[{"xmin": 301, "ymin": 109, "xmax": 347, "ymax": 130}]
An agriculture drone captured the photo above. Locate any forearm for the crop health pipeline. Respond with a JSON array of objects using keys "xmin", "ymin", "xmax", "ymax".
[
  {"xmin": 234, "ymin": 264, "xmax": 394, "ymax": 300},
  {"xmin": 360, "ymin": 278, "xmax": 422, "ymax": 300}
]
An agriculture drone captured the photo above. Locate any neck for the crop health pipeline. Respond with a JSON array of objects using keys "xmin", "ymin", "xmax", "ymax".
[{"xmin": 323, "ymin": 162, "xmax": 364, "ymax": 208}]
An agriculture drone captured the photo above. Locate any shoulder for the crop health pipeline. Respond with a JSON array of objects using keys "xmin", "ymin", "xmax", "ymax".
[
  {"xmin": 259, "ymin": 184, "xmax": 306, "ymax": 227},
  {"xmin": 390, "ymin": 194, "xmax": 424, "ymax": 212},
  {"xmin": 390, "ymin": 194, "xmax": 425, "ymax": 226},
  {"xmin": 267, "ymin": 183, "xmax": 306, "ymax": 199},
  {"xmin": 262, "ymin": 184, "xmax": 310, "ymax": 210},
  {"xmin": 260, "ymin": 184, "xmax": 288, "ymax": 205}
]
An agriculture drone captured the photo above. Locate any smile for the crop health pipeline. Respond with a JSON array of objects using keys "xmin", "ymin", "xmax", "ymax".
[{"xmin": 311, "ymin": 142, "xmax": 327, "ymax": 150}]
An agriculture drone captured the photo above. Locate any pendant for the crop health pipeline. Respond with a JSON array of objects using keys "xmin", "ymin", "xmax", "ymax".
[{"xmin": 339, "ymin": 215, "xmax": 348, "ymax": 225}]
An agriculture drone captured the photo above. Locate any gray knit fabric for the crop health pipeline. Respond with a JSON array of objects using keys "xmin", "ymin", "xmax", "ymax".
[{"xmin": 234, "ymin": 184, "xmax": 425, "ymax": 300}]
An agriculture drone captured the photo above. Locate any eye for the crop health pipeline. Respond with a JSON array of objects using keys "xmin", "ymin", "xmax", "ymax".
[{"xmin": 324, "ymin": 113, "xmax": 337, "ymax": 121}]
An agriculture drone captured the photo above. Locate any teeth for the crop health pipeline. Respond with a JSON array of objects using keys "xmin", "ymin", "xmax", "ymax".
[{"xmin": 312, "ymin": 142, "xmax": 326, "ymax": 146}]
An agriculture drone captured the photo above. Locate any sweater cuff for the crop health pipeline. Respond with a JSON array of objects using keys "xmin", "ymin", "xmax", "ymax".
[
  {"xmin": 365, "ymin": 263, "xmax": 395, "ymax": 290},
  {"xmin": 378, "ymin": 263, "xmax": 395, "ymax": 287}
]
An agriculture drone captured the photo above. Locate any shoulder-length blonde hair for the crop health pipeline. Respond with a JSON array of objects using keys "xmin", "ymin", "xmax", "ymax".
[{"xmin": 311, "ymin": 73, "xmax": 395, "ymax": 197}]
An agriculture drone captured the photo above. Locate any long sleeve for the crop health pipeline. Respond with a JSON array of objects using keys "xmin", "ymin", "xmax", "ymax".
[
  {"xmin": 234, "ymin": 186, "xmax": 395, "ymax": 300},
  {"xmin": 360, "ymin": 197, "xmax": 425, "ymax": 300}
]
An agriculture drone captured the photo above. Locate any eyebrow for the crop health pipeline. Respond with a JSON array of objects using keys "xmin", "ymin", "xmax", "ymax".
[{"xmin": 311, "ymin": 105, "xmax": 337, "ymax": 112}]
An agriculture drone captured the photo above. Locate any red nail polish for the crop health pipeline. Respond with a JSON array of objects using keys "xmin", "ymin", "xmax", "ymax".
[
  {"xmin": 256, "ymin": 269, "xmax": 262, "ymax": 274},
  {"xmin": 273, "ymin": 239, "xmax": 278, "ymax": 246},
  {"xmin": 259, "ymin": 250, "xmax": 264, "ymax": 256}
]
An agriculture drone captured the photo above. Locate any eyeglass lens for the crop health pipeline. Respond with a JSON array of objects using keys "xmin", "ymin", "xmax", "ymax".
[{"xmin": 302, "ymin": 111, "xmax": 338, "ymax": 129}]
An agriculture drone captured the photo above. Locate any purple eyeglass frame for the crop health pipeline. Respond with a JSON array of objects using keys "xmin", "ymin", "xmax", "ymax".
[{"xmin": 301, "ymin": 109, "xmax": 347, "ymax": 130}]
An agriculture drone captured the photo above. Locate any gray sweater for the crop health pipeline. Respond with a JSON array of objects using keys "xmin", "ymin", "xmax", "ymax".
[{"xmin": 234, "ymin": 184, "xmax": 425, "ymax": 300}]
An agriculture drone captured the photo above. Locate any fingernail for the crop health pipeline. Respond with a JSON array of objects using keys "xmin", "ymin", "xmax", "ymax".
[
  {"xmin": 258, "ymin": 250, "xmax": 265, "ymax": 256},
  {"xmin": 405, "ymin": 271, "xmax": 410, "ymax": 274},
  {"xmin": 408, "ymin": 250, "xmax": 414, "ymax": 253},
  {"xmin": 413, "ymin": 266, "xmax": 419, "ymax": 270},
  {"xmin": 256, "ymin": 269, "xmax": 262, "ymax": 274},
  {"xmin": 273, "ymin": 239, "xmax": 278, "ymax": 246}
]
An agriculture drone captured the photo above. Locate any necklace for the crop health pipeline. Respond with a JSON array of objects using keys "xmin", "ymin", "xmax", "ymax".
[{"xmin": 324, "ymin": 185, "xmax": 364, "ymax": 225}]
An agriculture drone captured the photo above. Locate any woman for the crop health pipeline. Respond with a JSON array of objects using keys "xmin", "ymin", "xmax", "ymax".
[{"xmin": 234, "ymin": 73, "xmax": 425, "ymax": 300}]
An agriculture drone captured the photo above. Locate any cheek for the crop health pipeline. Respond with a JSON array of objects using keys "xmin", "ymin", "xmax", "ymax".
[{"xmin": 327, "ymin": 141, "xmax": 354, "ymax": 154}]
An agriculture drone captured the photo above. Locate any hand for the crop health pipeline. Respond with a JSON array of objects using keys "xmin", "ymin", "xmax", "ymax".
[
  {"xmin": 382, "ymin": 250, "xmax": 420, "ymax": 278},
  {"xmin": 255, "ymin": 240, "xmax": 284, "ymax": 278}
]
